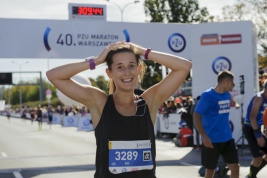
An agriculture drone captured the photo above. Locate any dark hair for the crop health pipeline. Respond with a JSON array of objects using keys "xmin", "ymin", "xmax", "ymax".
[
  {"xmin": 106, "ymin": 44, "xmax": 147, "ymax": 94},
  {"xmin": 217, "ymin": 70, "xmax": 234, "ymax": 83}
]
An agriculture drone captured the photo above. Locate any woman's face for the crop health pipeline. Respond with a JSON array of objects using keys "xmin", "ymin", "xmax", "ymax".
[{"xmin": 107, "ymin": 52, "xmax": 139, "ymax": 91}]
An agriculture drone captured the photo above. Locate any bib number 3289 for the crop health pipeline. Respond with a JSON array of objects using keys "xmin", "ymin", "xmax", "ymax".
[{"xmin": 109, "ymin": 140, "xmax": 153, "ymax": 174}]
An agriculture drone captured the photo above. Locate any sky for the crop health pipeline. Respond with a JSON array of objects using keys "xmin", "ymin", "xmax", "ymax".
[{"xmin": 0, "ymin": 0, "xmax": 236, "ymax": 85}]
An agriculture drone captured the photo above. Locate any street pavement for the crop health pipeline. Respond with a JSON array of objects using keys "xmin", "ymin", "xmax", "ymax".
[{"xmin": 0, "ymin": 116, "xmax": 267, "ymax": 178}]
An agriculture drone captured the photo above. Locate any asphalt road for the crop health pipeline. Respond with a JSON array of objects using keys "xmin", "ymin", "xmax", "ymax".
[{"xmin": 0, "ymin": 116, "xmax": 267, "ymax": 178}]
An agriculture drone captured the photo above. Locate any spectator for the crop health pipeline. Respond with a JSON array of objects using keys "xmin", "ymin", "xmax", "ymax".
[
  {"xmin": 164, "ymin": 97, "xmax": 177, "ymax": 116},
  {"xmin": 194, "ymin": 70, "xmax": 240, "ymax": 178},
  {"xmin": 173, "ymin": 123, "xmax": 193, "ymax": 147},
  {"xmin": 36, "ymin": 105, "xmax": 43, "ymax": 130},
  {"xmin": 6, "ymin": 108, "xmax": 11, "ymax": 123},
  {"xmin": 47, "ymin": 106, "xmax": 53, "ymax": 129},
  {"xmin": 30, "ymin": 107, "xmax": 36, "ymax": 125},
  {"xmin": 190, "ymin": 96, "xmax": 201, "ymax": 150}
]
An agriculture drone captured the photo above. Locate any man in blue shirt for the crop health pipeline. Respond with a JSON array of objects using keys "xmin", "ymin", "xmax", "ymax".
[
  {"xmin": 243, "ymin": 80, "xmax": 267, "ymax": 178},
  {"xmin": 194, "ymin": 70, "xmax": 240, "ymax": 178}
]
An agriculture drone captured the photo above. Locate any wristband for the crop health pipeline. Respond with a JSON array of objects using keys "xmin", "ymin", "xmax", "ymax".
[
  {"xmin": 144, "ymin": 48, "xmax": 151, "ymax": 60},
  {"xmin": 253, "ymin": 129, "xmax": 263, "ymax": 138},
  {"xmin": 85, "ymin": 57, "xmax": 95, "ymax": 70}
]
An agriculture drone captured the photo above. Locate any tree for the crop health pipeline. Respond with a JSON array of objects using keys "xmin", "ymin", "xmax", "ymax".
[
  {"xmin": 142, "ymin": 60, "xmax": 162, "ymax": 89},
  {"xmin": 144, "ymin": 0, "xmax": 166, "ymax": 22},
  {"xmin": 2, "ymin": 78, "xmax": 51, "ymax": 106},
  {"xmin": 217, "ymin": 0, "xmax": 267, "ymax": 55},
  {"xmin": 144, "ymin": 0, "xmax": 210, "ymax": 23},
  {"xmin": 95, "ymin": 76, "xmax": 109, "ymax": 94},
  {"xmin": 258, "ymin": 55, "xmax": 267, "ymax": 68},
  {"xmin": 89, "ymin": 77, "xmax": 98, "ymax": 88}
]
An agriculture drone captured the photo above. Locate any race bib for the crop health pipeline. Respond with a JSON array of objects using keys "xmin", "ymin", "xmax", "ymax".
[{"xmin": 108, "ymin": 140, "xmax": 153, "ymax": 174}]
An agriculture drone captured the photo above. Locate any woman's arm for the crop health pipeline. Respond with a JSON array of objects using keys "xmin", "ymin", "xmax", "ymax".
[
  {"xmin": 46, "ymin": 43, "xmax": 119, "ymax": 127},
  {"xmin": 135, "ymin": 45, "xmax": 192, "ymax": 122}
]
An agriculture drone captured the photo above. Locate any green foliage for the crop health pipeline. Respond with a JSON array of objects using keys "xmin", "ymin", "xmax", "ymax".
[
  {"xmin": 144, "ymin": 0, "xmax": 210, "ymax": 23},
  {"xmin": 258, "ymin": 55, "xmax": 267, "ymax": 68},
  {"xmin": 95, "ymin": 75, "xmax": 109, "ymax": 94},
  {"xmin": 2, "ymin": 77, "xmax": 53, "ymax": 106},
  {"xmin": 216, "ymin": 0, "xmax": 267, "ymax": 56},
  {"xmin": 144, "ymin": 0, "xmax": 166, "ymax": 22},
  {"xmin": 1, "ymin": 76, "xmax": 111, "ymax": 109},
  {"xmin": 142, "ymin": 60, "xmax": 162, "ymax": 89},
  {"xmin": 89, "ymin": 77, "xmax": 98, "ymax": 87}
]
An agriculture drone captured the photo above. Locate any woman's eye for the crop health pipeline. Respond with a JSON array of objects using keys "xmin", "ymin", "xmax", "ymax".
[
  {"xmin": 117, "ymin": 66, "xmax": 124, "ymax": 71},
  {"xmin": 129, "ymin": 65, "xmax": 136, "ymax": 69}
]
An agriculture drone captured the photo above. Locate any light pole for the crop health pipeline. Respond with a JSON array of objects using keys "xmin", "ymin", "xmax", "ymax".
[
  {"xmin": 106, "ymin": 0, "xmax": 140, "ymax": 21},
  {"xmin": 12, "ymin": 61, "xmax": 29, "ymax": 109}
]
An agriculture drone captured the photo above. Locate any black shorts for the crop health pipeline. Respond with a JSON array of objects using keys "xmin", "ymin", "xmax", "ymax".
[
  {"xmin": 201, "ymin": 138, "xmax": 239, "ymax": 169},
  {"xmin": 48, "ymin": 118, "xmax": 53, "ymax": 122},
  {"xmin": 243, "ymin": 125, "xmax": 267, "ymax": 158}
]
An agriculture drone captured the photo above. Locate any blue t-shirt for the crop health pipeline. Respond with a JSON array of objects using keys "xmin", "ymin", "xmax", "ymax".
[
  {"xmin": 195, "ymin": 87, "xmax": 232, "ymax": 143},
  {"xmin": 244, "ymin": 92, "xmax": 267, "ymax": 126}
]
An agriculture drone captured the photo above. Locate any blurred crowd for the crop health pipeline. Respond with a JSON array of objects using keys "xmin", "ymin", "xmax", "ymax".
[
  {"xmin": 1, "ymin": 105, "xmax": 91, "ymax": 119},
  {"xmin": 158, "ymin": 95, "xmax": 198, "ymax": 130}
]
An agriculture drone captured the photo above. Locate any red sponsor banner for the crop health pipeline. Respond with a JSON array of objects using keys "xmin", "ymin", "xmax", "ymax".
[
  {"xmin": 201, "ymin": 37, "xmax": 220, "ymax": 45},
  {"xmin": 201, "ymin": 34, "xmax": 220, "ymax": 45},
  {"xmin": 200, "ymin": 34, "xmax": 242, "ymax": 45},
  {"xmin": 221, "ymin": 34, "xmax": 242, "ymax": 44}
]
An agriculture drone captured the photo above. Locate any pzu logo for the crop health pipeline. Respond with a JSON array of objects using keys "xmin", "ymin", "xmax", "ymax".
[
  {"xmin": 83, "ymin": 119, "xmax": 90, "ymax": 126},
  {"xmin": 168, "ymin": 33, "xmax": 186, "ymax": 53},
  {"xmin": 212, "ymin": 56, "xmax": 232, "ymax": 74},
  {"xmin": 68, "ymin": 117, "xmax": 74, "ymax": 123}
]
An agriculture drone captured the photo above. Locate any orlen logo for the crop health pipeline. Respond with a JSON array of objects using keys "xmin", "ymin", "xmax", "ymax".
[
  {"xmin": 201, "ymin": 34, "xmax": 220, "ymax": 45},
  {"xmin": 83, "ymin": 119, "xmax": 90, "ymax": 126},
  {"xmin": 168, "ymin": 33, "xmax": 186, "ymax": 53},
  {"xmin": 201, "ymin": 34, "xmax": 241, "ymax": 45},
  {"xmin": 212, "ymin": 56, "xmax": 232, "ymax": 74}
]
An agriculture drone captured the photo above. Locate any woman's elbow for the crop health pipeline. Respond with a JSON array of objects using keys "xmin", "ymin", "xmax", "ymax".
[
  {"xmin": 46, "ymin": 70, "xmax": 54, "ymax": 82},
  {"xmin": 185, "ymin": 60, "xmax": 192, "ymax": 71}
]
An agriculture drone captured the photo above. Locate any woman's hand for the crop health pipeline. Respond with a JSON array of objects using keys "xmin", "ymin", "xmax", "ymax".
[
  {"xmin": 94, "ymin": 41, "xmax": 124, "ymax": 65},
  {"xmin": 127, "ymin": 42, "xmax": 146, "ymax": 56}
]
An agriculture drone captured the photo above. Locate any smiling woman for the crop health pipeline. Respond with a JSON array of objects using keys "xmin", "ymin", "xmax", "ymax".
[{"xmin": 46, "ymin": 41, "xmax": 191, "ymax": 177}]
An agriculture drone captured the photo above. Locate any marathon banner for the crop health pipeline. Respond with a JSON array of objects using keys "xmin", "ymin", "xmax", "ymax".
[
  {"xmin": 0, "ymin": 19, "xmax": 191, "ymax": 59},
  {"xmin": 63, "ymin": 116, "xmax": 79, "ymax": 127},
  {"xmin": 77, "ymin": 117, "xmax": 94, "ymax": 131},
  {"xmin": 52, "ymin": 114, "xmax": 61, "ymax": 125}
]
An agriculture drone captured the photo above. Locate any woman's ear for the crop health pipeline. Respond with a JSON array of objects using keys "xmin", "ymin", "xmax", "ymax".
[{"xmin": 106, "ymin": 68, "xmax": 112, "ymax": 79}]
